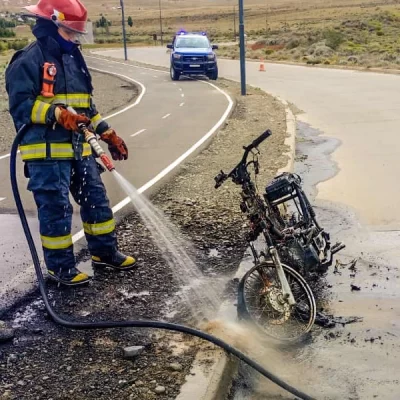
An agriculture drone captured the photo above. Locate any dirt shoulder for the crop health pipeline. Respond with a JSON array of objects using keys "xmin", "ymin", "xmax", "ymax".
[
  {"xmin": 0, "ymin": 59, "xmax": 137, "ymax": 154},
  {"xmin": 0, "ymin": 78, "xmax": 288, "ymax": 400}
]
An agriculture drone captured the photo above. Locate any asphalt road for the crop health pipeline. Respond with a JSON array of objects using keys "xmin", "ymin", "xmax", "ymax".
[
  {"xmin": 96, "ymin": 47, "xmax": 400, "ymax": 231},
  {"xmin": 0, "ymin": 57, "xmax": 232, "ymax": 309}
]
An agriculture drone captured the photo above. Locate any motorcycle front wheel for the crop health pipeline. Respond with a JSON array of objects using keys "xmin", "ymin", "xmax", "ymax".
[{"xmin": 237, "ymin": 261, "xmax": 316, "ymax": 342}]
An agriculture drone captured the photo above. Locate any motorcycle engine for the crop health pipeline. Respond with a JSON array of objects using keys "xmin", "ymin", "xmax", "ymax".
[
  {"xmin": 303, "ymin": 244, "xmax": 321, "ymax": 271},
  {"xmin": 281, "ymin": 238, "xmax": 321, "ymax": 274}
]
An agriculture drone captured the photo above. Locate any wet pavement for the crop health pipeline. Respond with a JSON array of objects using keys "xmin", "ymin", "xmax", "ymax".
[{"xmin": 231, "ymin": 119, "xmax": 400, "ymax": 400}]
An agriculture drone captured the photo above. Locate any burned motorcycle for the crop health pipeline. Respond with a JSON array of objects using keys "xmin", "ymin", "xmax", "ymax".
[
  {"xmin": 265, "ymin": 172, "xmax": 345, "ymax": 277},
  {"xmin": 215, "ymin": 130, "xmax": 345, "ymax": 341}
]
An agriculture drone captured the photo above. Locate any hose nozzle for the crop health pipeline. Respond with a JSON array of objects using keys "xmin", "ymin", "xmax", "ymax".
[
  {"xmin": 77, "ymin": 122, "xmax": 115, "ymax": 172},
  {"xmin": 68, "ymin": 107, "xmax": 116, "ymax": 172},
  {"xmin": 99, "ymin": 153, "xmax": 115, "ymax": 172}
]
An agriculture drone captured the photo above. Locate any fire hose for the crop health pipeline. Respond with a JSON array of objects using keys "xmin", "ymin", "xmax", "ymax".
[{"xmin": 9, "ymin": 124, "xmax": 316, "ymax": 400}]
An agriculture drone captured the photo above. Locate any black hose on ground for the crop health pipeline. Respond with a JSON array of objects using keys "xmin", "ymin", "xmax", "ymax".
[{"xmin": 10, "ymin": 128, "xmax": 315, "ymax": 400}]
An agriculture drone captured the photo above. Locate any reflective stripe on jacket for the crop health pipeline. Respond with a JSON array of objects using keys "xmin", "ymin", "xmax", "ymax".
[{"xmin": 19, "ymin": 142, "xmax": 92, "ymax": 161}]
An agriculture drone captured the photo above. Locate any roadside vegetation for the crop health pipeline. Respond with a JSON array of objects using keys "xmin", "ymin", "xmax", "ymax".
[
  {"xmin": 217, "ymin": 8, "xmax": 400, "ymax": 69},
  {"xmin": 0, "ymin": 17, "xmax": 30, "ymax": 52}
]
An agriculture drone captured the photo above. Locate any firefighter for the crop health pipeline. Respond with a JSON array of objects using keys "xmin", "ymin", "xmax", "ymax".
[{"xmin": 6, "ymin": 0, "xmax": 137, "ymax": 286}]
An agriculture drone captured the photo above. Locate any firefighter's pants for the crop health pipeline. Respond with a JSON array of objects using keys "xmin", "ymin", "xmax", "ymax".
[{"xmin": 26, "ymin": 156, "xmax": 117, "ymax": 273}]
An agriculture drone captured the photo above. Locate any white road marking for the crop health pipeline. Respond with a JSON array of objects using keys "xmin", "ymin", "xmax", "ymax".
[
  {"xmin": 162, "ymin": 113, "xmax": 171, "ymax": 119},
  {"xmin": 88, "ymin": 67, "xmax": 146, "ymax": 121},
  {"xmin": 0, "ymin": 198, "xmax": 6, "ymax": 202},
  {"xmin": 181, "ymin": 93, "xmax": 185, "ymax": 98},
  {"xmin": 179, "ymin": 88, "xmax": 183, "ymax": 91},
  {"xmin": 153, "ymin": 75, "xmax": 158, "ymax": 78},
  {"xmin": 180, "ymin": 102, "xmax": 185, "ymax": 107},
  {"xmin": 0, "ymin": 151, "xmax": 19, "ymax": 160},
  {"xmin": 131, "ymin": 129, "xmax": 147, "ymax": 137}
]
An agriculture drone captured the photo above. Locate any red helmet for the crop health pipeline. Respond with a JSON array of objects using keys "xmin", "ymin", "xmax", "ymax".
[{"xmin": 24, "ymin": 0, "xmax": 88, "ymax": 34}]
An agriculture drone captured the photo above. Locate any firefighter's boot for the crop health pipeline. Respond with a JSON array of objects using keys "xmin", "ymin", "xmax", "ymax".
[
  {"xmin": 48, "ymin": 267, "xmax": 92, "ymax": 286},
  {"xmin": 92, "ymin": 251, "xmax": 137, "ymax": 271}
]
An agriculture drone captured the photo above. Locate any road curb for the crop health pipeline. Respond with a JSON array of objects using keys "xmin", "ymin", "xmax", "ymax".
[
  {"xmin": 177, "ymin": 91, "xmax": 296, "ymax": 400},
  {"xmin": 247, "ymin": 85, "xmax": 296, "ymax": 174},
  {"xmin": 277, "ymin": 97, "xmax": 297, "ymax": 174},
  {"xmin": 176, "ymin": 349, "xmax": 237, "ymax": 400}
]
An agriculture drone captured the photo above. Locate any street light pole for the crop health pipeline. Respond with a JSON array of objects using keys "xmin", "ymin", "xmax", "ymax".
[
  {"xmin": 233, "ymin": 6, "xmax": 237, "ymax": 42},
  {"xmin": 159, "ymin": 0, "xmax": 164, "ymax": 46},
  {"xmin": 238, "ymin": 0, "xmax": 246, "ymax": 95},
  {"xmin": 120, "ymin": 0, "xmax": 128, "ymax": 60}
]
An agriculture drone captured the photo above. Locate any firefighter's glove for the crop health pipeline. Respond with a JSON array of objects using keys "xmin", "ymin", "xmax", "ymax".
[
  {"xmin": 55, "ymin": 107, "xmax": 90, "ymax": 132},
  {"xmin": 100, "ymin": 129, "xmax": 129, "ymax": 161}
]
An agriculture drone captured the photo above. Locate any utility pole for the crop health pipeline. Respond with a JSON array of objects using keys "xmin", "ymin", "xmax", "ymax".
[
  {"xmin": 233, "ymin": 6, "xmax": 237, "ymax": 42},
  {"xmin": 120, "ymin": 0, "xmax": 128, "ymax": 60},
  {"xmin": 238, "ymin": 0, "xmax": 246, "ymax": 95},
  {"xmin": 159, "ymin": 0, "xmax": 164, "ymax": 45}
]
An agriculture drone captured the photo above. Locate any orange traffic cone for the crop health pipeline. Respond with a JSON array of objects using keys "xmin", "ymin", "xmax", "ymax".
[{"xmin": 259, "ymin": 58, "xmax": 266, "ymax": 72}]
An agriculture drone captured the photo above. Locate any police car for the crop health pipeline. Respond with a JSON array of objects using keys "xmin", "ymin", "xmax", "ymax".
[{"xmin": 167, "ymin": 31, "xmax": 218, "ymax": 81}]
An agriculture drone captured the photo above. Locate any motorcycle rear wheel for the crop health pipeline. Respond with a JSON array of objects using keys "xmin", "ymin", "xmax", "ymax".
[{"xmin": 237, "ymin": 261, "xmax": 316, "ymax": 342}]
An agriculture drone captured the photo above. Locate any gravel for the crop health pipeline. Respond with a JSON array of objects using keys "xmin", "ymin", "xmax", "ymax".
[
  {"xmin": 0, "ymin": 78, "xmax": 288, "ymax": 399},
  {"xmin": 122, "ymin": 345, "xmax": 145, "ymax": 359}
]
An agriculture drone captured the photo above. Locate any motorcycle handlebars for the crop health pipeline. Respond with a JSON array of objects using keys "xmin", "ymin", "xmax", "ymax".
[
  {"xmin": 214, "ymin": 130, "xmax": 272, "ymax": 189},
  {"xmin": 214, "ymin": 171, "xmax": 228, "ymax": 188},
  {"xmin": 245, "ymin": 129, "xmax": 272, "ymax": 152}
]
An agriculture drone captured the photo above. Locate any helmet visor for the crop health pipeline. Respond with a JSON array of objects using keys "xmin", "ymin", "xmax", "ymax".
[
  {"xmin": 61, "ymin": 21, "xmax": 94, "ymax": 45},
  {"xmin": 57, "ymin": 19, "xmax": 88, "ymax": 34}
]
